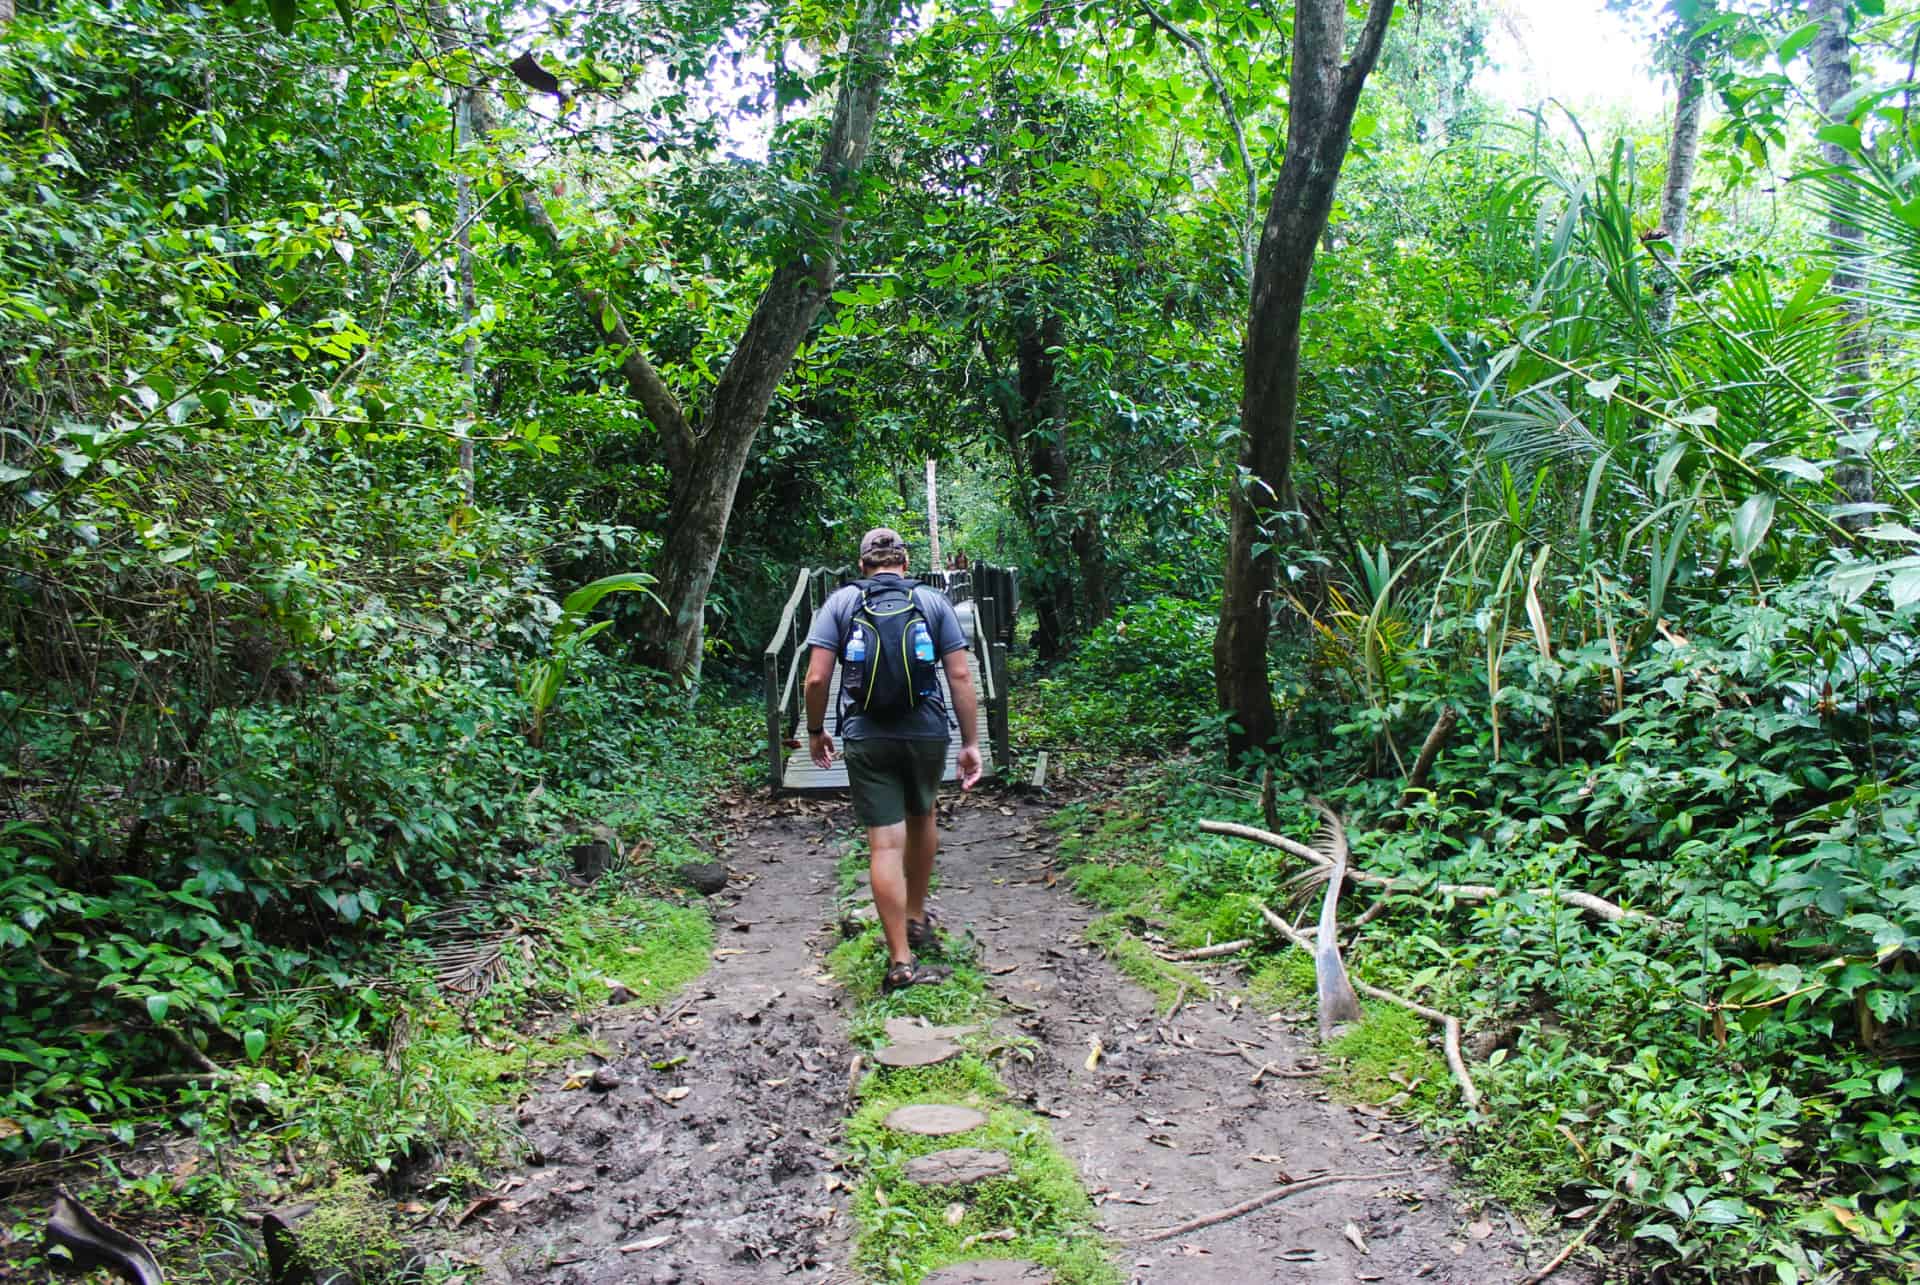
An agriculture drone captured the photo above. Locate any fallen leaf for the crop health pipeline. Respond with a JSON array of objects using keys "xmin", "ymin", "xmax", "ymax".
[
  {"xmin": 944, "ymin": 1202, "xmax": 967, "ymax": 1227},
  {"xmin": 455, "ymin": 1195, "xmax": 501, "ymax": 1227},
  {"xmin": 618, "ymin": 1235, "xmax": 672, "ymax": 1253},
  {"xmin": 1085, "ymin": 1037, "xmax": 1104, "ymax": 1071},
  {"xmin": 713, "ymin": 948, "xmax": 746, "ymax": 958},
  {"xmin": 764, "ymin": 1077, "xmax": 789, "ymax": 1087},
  {"xmin": 1344, "ymin": 1222, "xmax": 1370, "ymax": 1255},
  {"xmin": 1467, "ymin": 1216, "xmax": 1493, "ymax": 1240},
  {"xmin": 1249, "ymin": 1153, "xmax": 1285, "ymax": 1164}
]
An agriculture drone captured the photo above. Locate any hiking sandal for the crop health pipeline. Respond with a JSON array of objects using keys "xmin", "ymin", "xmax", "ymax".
[
  {"xmin": 906, "ymin": 907, "xmax": 943, "ymax": 954},
  {"xmin": 882, "ymin": 958, "xmax": 949, "ymax": 993}
]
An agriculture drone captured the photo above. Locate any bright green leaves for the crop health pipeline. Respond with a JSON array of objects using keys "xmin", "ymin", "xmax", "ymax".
[{"xmin": 1730, "ymin": 493, "xmax": 1775, "ymax": 564}]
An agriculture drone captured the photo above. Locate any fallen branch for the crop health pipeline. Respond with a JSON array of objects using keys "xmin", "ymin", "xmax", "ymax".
[
  {"xmin": 1309, "ymin": 801, "xmax": 1362, "ymax": 1040},
  {"xmin": 1134, "ymin": 1168, "xmax": 1416, "ymax": 1242},
  {"xmin": 1519, "ymin": 1196, "xmax": 1620, "ymax": 1284},
  {"xmin": 1258, "ymin": 904, "xmax": 1481, "ymax": 1110},
  {"xmin": 1203, "ymin": 821, "xmax": 1656, "ymax": 926},
  {"xmin": 1380, "ymin": 706, "xmax": 1457, "ymax": 833},
  {"xmin": 1162, "ymin": 939, "xmax": 1253, "ymax": 961}
]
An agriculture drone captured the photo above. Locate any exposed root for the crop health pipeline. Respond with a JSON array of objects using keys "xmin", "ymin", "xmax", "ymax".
[
  {"xmin": 1258, "ymin": 904, "xmax": 1481, "ymax": 1110},
  {"xmin": 1202, "ymin": 820, "xmax": 1658, "ymax": 926}
]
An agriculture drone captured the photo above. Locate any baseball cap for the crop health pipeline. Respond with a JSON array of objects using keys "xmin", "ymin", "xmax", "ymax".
[{"xmin": 859, "ymin": 527, "xmax": 908, "ymax": 563}]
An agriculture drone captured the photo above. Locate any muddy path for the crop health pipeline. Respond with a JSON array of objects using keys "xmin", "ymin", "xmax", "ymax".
[
  {"xmin": 454, "ymin": 786, "xmax": 1569, "ymax": 1284},
  {"xmin": 938, "ymin": 793, "xmax": 1555, "ymax": 1283},
  {"xmin": 451, "ymin": 798, "xmax": 861, "ymax": 1285}
]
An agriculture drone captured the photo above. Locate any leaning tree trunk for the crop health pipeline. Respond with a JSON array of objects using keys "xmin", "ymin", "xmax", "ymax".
[
  {"xmin": 1649, "ymin": 13, "xmax": 1707, "ymax": 332},
  {"xmin": 436, "ymin": 0, "xmax": 898, "ymax": 682},
  {"xmin": 1809, "ymin": 0, "xmax": 1876, "ymax": 518},
  {"xmin": 1214, "ymin": 0, "xmax": 1396, "ymax": 762},
  {"xmin": 453, "ymin": 89, "xmax": 480, "ymax": 499},
  {"xmin": 640, "ymin": 0, "xmax": 898, "ymax": 679}
]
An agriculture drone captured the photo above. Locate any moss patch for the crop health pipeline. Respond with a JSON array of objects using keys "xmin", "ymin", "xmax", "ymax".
[
  {"xmin": 832, "ymin": 920, "xmax": 1117, "ymax": 1283},
  {"xmin": 1247, "ymin": 951, "xmax": 1318, "ymax": 1013},
  {"xmin": 548, "ymin": 895, "xmax": 713, "ymax": 1004},
  {"xmin": 291, "ymin": 1175, "xmax": 405, "ymax": 1282},
  {"xmin": 1082, "ymin": 914, "xmax": 1204, "ymax": 1012},
  {"xmin": 849, "ymin": 1058, "xmax": 1118, "ymax": 1285},
  {"xmin": 1325, "ymin": 1001, "xmax": 1449, "ymax": 1110}
]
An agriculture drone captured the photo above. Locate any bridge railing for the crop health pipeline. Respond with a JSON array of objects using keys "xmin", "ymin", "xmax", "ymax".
[{"xmin": 763, "ymin": 561, "xmax": 1018, "ymax": 790}]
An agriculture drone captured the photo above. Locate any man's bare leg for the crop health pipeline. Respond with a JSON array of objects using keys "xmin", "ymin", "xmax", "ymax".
[
  {"xmin": 904, "ymin": 811, "xmax": 938, "ymax": 924},
  {"xmin": 868, "ymin": 822, "xmax": 912, "ymax": 965}
]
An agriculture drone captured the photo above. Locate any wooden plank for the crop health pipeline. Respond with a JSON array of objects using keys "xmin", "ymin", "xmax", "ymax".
[{"xmin": 764, "ymin": 648, "xmax": 783, "ymax": 788}]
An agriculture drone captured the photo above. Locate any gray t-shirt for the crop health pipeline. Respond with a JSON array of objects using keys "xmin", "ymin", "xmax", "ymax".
[{"xmin": 805, "ymin": 575, "xmax": 969, "ymax": 741}]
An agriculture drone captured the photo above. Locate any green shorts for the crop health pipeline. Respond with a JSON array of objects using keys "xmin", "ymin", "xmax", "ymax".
[{"xmin": 844, "ymin": 737, "xmax": 948, "ymax": 827}]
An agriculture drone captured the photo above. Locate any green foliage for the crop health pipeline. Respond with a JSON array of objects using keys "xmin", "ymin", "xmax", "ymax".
[
  {"xmin": 1016, "ymin": 597, "xmax": 1218, "ymax": 755},
  {"xmin": 519, "ymin": 572, "xmax": 664, "ymax": 746}
]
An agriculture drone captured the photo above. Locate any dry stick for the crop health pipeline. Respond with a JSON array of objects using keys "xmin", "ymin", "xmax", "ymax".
[
  {"xmin": 1258, "ymin": 905, "xmax": 1482, "ymax": 1110},
  {"xmin": 1519, "ymin": 1197, "xmax": 1621, "ymax": 1285},
  {"xmin": 1380, "ymin": 706, "xmax": 1458, "ymax": 833},
  {"xmin": 1135, "ymin": 1168, "xmax": 1417, "ymax": 1243},
  {"xmin": 1162, "ymin": 938, "xmax": 1253, "ymax": 962},
  {"xmin": 1309, "ymin": 802, "xmax": 1363, "ymax": 1040},
  {"xmin": 1202, "ymin": 821, "xmax": 1656, "ymax": 926}
]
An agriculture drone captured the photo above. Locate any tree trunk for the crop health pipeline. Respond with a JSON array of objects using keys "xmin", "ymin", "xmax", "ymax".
[
  {"xmin": 1214, "ymin": 0, "xmax": 1396, "ymax": 762},
  {"xmin": 442, "ymin": 1, "xmax": 898, "ymax": 681},
  {"xmin": 453, "ymin": 89, "xmax": 479, "ymax": 500},
  {"xmin": 639, "ymin": 0, "xmax": 898, "ymax": 679},
  {"xmin": 1016, "ymin": 310, "xmax": 1075, "ymax": 659},
  {"xmin": 925, "ymin": 459, "xmax": 942, "ymax": 570},
  {"xmin": 1649, "ymin": 13, "xmax": 1707, "ymax": 332},
  {"xmin": 1809, "ymin": 0, "xmax": 1876, "ymax": 517}
]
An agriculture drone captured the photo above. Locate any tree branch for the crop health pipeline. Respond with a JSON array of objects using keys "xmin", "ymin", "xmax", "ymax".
[
  {"xmin": 1340, "ymin": 0, "xmax": 1398, "ymax": 104},
  {"xmin": 427, "ymin": 13, "xmax": 696, "ymax": 475},
  {"xmin": 1137, "ymin": 0, "xmax": 1258, "ymax": 278},
  {"xmin": 507, "ymin": 179, "xmax": 696, "ymax": 473}
]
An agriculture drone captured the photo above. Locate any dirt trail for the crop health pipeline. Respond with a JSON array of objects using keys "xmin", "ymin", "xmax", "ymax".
[
  {"xmin": 453, "ymin": 801, "xmax": 860, "ymax": 1285},
  {"xmin": 456, "ymin": 787, "xmax": 1565, "ymax": 1284},
  {"xmin": 937, "ymin": 793, "xmax": 1551, "ymax": 1283}
]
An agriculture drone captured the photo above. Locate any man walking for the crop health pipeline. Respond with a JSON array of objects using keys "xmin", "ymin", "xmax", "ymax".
[{"xmin": 804, "ymin": 528, "xmax": 983, "ymax": 991}]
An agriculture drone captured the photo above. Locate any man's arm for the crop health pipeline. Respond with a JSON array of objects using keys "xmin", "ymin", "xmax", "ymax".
[
  {"xmin": 941, "ymin": 648, "xmax": 983, "ymax": 789},
  {"xmin": 804, "ymin": 645, "xmax": 837, "ymax": 769}
]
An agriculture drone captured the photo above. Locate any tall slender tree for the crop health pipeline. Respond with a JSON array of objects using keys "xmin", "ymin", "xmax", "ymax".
[
  {"xmin": 1650, "ymin": 1, "xmax": 1712, "ymax": 331},
  {"xmin": 1215, "ymin": 0, "xmax": 1397, "ymax": 761},
  {"xmin": 1808, "ymin": 0, "xmax": 1877, "ymax": 514}
]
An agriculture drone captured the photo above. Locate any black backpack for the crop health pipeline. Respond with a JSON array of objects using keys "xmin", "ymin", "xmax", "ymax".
[{"xmin": 839, "ymin": 577, "xmax": 941, "ymax": 725}]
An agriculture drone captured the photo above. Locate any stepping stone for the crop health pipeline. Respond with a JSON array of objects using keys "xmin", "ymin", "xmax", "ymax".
[
  {"xmin": 903, "ymin": 1147, "xmax": 1012, "ymax": 1188},
  {"xmin": 920, "ymin": 1262, "xmax": 1052, "ymax": 1285},
  {"xmin": 884, "ymin": 1018, "xmax": 979, "ymax": 1043},
  {"xmin": 883, "ymin": 1104, "xmax": 987, "ymax": 1137},
  {"xmin": 872, "ymin": 1040, "xmax": 960, "ymax": 1068}
]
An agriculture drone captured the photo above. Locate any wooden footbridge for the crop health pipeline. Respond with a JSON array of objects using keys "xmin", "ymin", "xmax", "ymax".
[{"xmin": 763, "ymin": 564, "xmax": 1018, "ymax": 793}]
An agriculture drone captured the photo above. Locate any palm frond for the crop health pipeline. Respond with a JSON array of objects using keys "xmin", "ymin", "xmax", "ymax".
[{"xmin": 1802, "ymin": 162, "xmax": 1920, "ymax": 331}]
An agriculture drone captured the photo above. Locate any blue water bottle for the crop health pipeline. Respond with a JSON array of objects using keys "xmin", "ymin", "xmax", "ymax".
[
  {"xmin": 911, "ymin": 621, "xmax": 934, "ymax": 664},
  {"xmin": 846, "ymin": 629, "xmax": 867, "ymax": 663}
]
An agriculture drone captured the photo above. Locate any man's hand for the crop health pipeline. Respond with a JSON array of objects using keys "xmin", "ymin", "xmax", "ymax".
[
  {"xmin": 957, "ymin": 744, "xmax": 983, "ymax": 790},
  {"xmin": 810, "ymin": 731, "xmax": 836, "ymax": 770}
]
